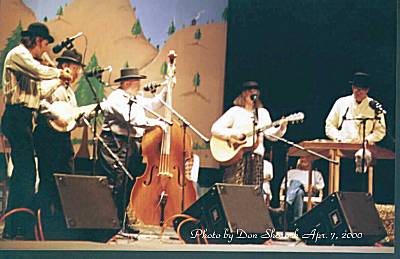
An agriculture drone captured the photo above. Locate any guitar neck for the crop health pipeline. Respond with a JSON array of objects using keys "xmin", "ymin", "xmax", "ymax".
[{"xmin": 244, "ymin": 118, "xmax": 284, "ymax": 138}]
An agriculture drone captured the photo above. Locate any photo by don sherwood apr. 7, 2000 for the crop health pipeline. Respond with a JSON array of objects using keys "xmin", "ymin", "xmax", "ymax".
[{"xmin": 0, "ymin": 0, "xmax": 396, "ymax": 256}]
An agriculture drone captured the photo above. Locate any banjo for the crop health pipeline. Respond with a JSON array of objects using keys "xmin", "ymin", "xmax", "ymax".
[{"xmin": 47, "ymin": 101, "xmax": 98, "ymax": 132}]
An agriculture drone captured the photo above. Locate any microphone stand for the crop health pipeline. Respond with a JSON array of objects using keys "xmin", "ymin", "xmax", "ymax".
[
  {"xmin": 251, "ymin": 102, "xmax": 259, "ymax": 188},
  {"xmin": 155, "ymin": 96, "xmax": 209, "ymax": 211},
  {"xmin": 81, "ymin": 117, "xmax": 133, "ymax": 181},
  {"xmin": 342, "ymin": 115, "xmax": 381, "ymax": 182},
  {"xmin": 128, "ymin": 97, "xmax": 173, "ymax": 127},
  {"xmin": 120, "ymin": 97, "xmax": 134, "ymax": 234},
  {"xmin": 83, "ymin": 74, "xmax": 103, "ymax": 175},
  {"xmin": 265, "ymin": 133, "xmax": 338, "ymax": 237}
]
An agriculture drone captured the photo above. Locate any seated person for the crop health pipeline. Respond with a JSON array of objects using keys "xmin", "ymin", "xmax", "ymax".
[
  {"xmin": 263, "ymin": 160, "xmax": 273, "ymax": 207},
  {"xmin": 280, "ymin": 157, "xmax": 324, "ymax": 221}
]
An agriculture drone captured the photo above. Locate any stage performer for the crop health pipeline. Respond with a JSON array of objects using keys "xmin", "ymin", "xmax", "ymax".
[
  {"xmin": 211, "ymin": 81, "xmax": 287, "ymax": 188},
  {"xmin": 33, "ymin": 49, "xmax": 85, "ymax": 237},
  {"xmin": 325, "ymin": 72, "xmax": 386, "ymax": 144},
  {"xmin": 97, "ymin": 67, "xmax": 167, "ymax": 232},
  {"xmin": 1, "ymin": 22, "xmax": 71, "ymax": 240},
  {"xmin": 325, "ymin": 72, "xmax": 386, "ymax": 191}
]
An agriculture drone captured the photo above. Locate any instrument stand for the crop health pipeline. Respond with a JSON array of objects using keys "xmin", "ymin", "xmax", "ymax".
[
  {"xmin": 155, "ymin": 97, "xmax": 209, "ymax": 210},
  {"xmin": 265, "ymin": 134, "xmax": 338, "ymax": 236}
]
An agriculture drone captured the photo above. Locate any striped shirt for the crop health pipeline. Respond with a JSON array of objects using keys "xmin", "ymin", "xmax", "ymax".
[{"xmin": 2, "ymin": 44, "xmax": 62, "ymax": 109}]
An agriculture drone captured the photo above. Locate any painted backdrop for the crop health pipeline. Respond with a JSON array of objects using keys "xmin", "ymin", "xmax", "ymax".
[{"xmin": 0, "ymin": 0, "xmax": 228, "ymax": 168}]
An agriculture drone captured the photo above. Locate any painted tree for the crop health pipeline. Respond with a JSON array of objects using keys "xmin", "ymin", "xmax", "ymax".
[
  {"xmin": 0, "ymin": 23, "xmax": 22, "ymax": 89},
  {"xmin": 56, "ymin": 6, "xmax": 63, "ymax": 16},
  {"xmin": 168, "ymin": 21, "xmax": 176, "ymax": 36},
  {"xmin": 194, "ymin": 29, "xmax": 202, "ymax": 41},
  {"xmin": 75, "ymin": 54, "xmax": 105, "ymax": 106},
  {"xmin": 193, "ymin": 72, "xmax": 200, "ymax": 92},
  {"xmin": 43, "ymin": 16, "xmax": 48, "ymax": 22},
  {"xmin": 222, "ymin": 6, "xmax": 228, "ymax": 22},
  {"xmin": 160, "ymin": 61, "xmax": 167, "ymax": 76},
  {"xmin": 75, "ymin": 54, "xmax": 105, "ymax": 130},
  {"xmin": 131, "ymin": 20, "xmax": 142, "ymax": 37},
  {"xmin": 124, "ymin": 61, "xmax": 130, "ymax": 68}
]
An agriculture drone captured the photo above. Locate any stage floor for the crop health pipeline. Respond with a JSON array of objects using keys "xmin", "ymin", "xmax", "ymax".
[{"xmin": 0, "ymin": 225, "xmax": 394, "ymax": 254}]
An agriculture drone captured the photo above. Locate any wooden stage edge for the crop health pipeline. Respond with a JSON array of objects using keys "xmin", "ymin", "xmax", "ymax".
[{"xmin": 0, "ymin": 240, "xmax": 394, "ymax": 254}]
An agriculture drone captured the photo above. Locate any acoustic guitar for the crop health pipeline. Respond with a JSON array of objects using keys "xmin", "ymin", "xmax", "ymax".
[{"xmin": 210, "ymin": 112, "xmax": 304, "ymax": 165}]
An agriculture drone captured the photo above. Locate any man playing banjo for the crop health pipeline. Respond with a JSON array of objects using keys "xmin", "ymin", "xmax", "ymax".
[{"xmin": 33, "ymin": 48, "xmax": 86, "ymax": 237}]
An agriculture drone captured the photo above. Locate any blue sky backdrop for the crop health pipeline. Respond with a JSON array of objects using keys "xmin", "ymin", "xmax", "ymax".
[{"xmin": 23, "ymin": 0, "xmax": 227, "ymax": 47}]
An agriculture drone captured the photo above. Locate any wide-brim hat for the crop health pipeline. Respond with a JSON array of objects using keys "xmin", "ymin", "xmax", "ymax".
[
  {"xmin": 242, "ymin": 81, "xmax": 260, "ymax": 91},
  {"xmin": 349, "ymin": 72, "xmax": 370, "ymax": 89},
  {"xmin": 55, "ymin": 49, "xmax": 85, "ymax": 67},
  {"xmin": 114, "ymin": 67, "xmax": 147, "ymax": 82},
  {"xmin": 21, "ymin": 22, "xmax": 54, "ymax": 43}
]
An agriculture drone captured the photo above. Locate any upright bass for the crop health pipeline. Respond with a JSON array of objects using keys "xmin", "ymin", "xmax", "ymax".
[{"xmin": 129, "ymin": 51, "xmax": 197, "ymax": 226}]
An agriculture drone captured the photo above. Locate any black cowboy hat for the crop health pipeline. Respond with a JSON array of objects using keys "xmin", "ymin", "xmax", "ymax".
[
  {"xmin": 349, "ymin": 72, "xmax": 370, "ymax": 89},
  {"xmin": 114, "ymin": 67, "xmax": 147, "ymax": 83},
  {"xmin": 242, "ymin": 81, "xmax": 260, "ymax": 91},
  {"xmin": 21, "ymin": 22, "xmax": 54, "ymax": 43},
  {"xmin": 56, "ymin": 49, "xmax": 85, "ymax": 67},
  {"xmin": 233, "ymin": 81, "xmax": 261, "ymax": 98}
]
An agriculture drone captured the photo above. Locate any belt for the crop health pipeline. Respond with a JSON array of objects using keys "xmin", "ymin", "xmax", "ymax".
[
  {"xmin": 6, "ymin": 103, "xmax": 36, "ymax": 112},
  {"xmin": 101, "ymin": 130, "xmax": 142, "ymax": 142}
]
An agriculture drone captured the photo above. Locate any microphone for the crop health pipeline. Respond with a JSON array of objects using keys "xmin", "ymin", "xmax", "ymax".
[
  {"xmin": 250, "ymin": 94, "xmax": 258, "ymax": 102},
  {"xmin": 85, "ymin": 65, "xmax": 112, "ymax": 77},
  {"xmin": 52, "ymin": 32, "xmax": 84, "ymax": 54},
  {"xmin": 369, "ymin": 100, "xmax": 386, "ymax": 114},
  {"xmin": 338, "ymin": 107, "xmax": 349, "ymax": 131},
  {"xmin": 143, "ymin": 81, "xmax": 165, "ymax": 93}
]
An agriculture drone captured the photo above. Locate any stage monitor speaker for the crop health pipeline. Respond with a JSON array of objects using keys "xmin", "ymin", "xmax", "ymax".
[
  {"xmin": 293, "ymin": 192, "xmax": 387, "ymax": 245},
  {"xmin": 173, "ymin": 183, "xmax": 273, "ymax": 244},
  {"xmin": 54, "ymin": 173, "xmax": 120, "ymax": 242}
]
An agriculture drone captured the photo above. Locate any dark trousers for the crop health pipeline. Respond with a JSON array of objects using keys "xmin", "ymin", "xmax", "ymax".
[
  {"xmin": 97, "ymin": 131, "xmax": 145, "ymax": 224},
  {"xmin": 340, "ymin": 159, "xmax": 368, "ymax": 192},
  {"xmin": 1, "ymin": 105, "xmax": 36, "ymax": 238},
  {"xmin": 33, "ymin": 116, "xmax": 74, "ymax": 236}
]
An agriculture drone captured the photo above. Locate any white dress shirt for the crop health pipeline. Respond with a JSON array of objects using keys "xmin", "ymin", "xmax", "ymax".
[
  {"xmin": 101, "ymin": 88, "xmax": 166, "ymax": 137},
  {"xmin": 325, "ymin": 94, "xmax": 386, "ymax": 143}
]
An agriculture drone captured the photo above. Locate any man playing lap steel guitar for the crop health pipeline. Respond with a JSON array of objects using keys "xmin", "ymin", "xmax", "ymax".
[{"xmin": 210, "ymin": 81, "xmax": 288, "ymax": 188}]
